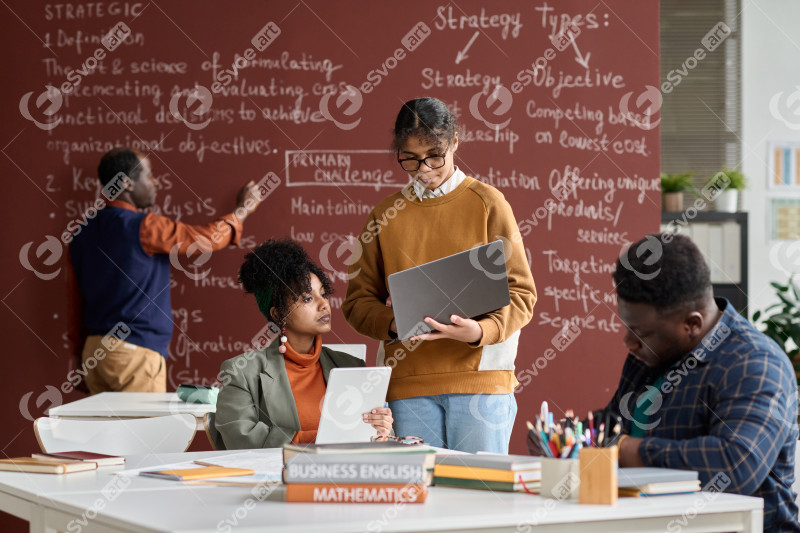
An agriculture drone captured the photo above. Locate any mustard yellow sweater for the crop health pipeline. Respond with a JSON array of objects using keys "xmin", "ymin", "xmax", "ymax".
[{"xmin": 342, "ymin": 177, "xmax": 537, "ymax": 401}]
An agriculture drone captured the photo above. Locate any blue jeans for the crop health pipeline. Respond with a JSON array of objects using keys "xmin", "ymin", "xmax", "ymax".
[{"xmin": 389, "ymin": 393, "xmax": 517, "ymax": 453}]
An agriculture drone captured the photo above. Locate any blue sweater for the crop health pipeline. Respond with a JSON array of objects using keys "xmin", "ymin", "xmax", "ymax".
[{"xmin": 70, "ymin": 205, "xmax": 172, "ymax": 357}]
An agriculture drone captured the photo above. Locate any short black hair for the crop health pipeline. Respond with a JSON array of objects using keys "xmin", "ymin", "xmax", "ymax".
[
  {"xmin": 392, "ymin": 97, "xmax": 462, "ymax": 153},
  {"xmin": 239, "ymin": 238, "xmax": 333, "ymax": 325},
  {"xmin": 613, "ymin": 233, "xmax": 712, "ymax": 313},
  {"xmin": 97, "ymin": 147, "xmax": 143, "ymax": 186}
]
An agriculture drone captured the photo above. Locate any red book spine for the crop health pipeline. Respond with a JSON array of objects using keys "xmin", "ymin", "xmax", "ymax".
[{"xmin": 285, "ymin": 483, "xmax": 428, "ymax": 503}]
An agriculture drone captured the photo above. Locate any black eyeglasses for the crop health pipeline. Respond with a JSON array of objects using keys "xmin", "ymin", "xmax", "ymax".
[
  {"xmin": 370, "ymin": 435, "xmax": 424, "ymax": 445},
  {"xmin": 397, "ymin": 154, "xmax": 447, "ymax": 172},
  {"xmin": 397, "ymin": 143, "xmax": 450, "ymax": 172}
]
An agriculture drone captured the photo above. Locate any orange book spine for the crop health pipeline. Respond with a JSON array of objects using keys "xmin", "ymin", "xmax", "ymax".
[{"xmin": 285, "ymin": 483, "xmax": 428, "ymax": 503}]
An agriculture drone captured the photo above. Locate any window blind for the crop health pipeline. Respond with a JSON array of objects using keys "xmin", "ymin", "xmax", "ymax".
[{"xmin": 660, "ymin": 0, "xmax": 742, "ymax": 210}]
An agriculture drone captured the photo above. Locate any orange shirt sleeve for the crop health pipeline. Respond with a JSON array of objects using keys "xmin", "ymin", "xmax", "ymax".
[
  {"xmin": 291, "ymin": 429, "xmax": 319, "ymax": 444},
  {"xmin": 138, "ymin": 212, "xmax": 244, "ymax": 256}
]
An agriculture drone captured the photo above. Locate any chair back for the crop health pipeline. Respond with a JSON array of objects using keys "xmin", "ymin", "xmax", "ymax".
[
  {"xmin": 34, "ymin": 415, "xmax": 197, "ymax": 455},
  {"xmin": 204, "ymin": 412, "xmax": 226, "ymax": 451},
  {"xmin": 323, "ymin": 344, "xmax": 367, "ymax": 361}
]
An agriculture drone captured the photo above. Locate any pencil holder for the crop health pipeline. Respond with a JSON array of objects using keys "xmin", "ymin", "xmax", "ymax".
[
  {"xmin": 578, "ymin": 446, "xmax": 618, "ymax": 505},
  {"xmin": 540, "ymin": 458, "xmax": 579, "ymax": 500}
]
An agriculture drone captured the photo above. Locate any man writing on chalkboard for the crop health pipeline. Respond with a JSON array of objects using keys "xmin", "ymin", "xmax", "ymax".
[
  {"xmin": 605, "ymin": 233, "xmax": 798, "ymax": 532},
  {"xmin": 69, "ymin": 147, "xmax": 263, "ymax": 394}
]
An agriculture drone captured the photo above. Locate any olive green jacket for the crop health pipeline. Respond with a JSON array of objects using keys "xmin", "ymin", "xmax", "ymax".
[{"xmin": 214, "ymin": 340, "xmax": 364, "ymax": 449}]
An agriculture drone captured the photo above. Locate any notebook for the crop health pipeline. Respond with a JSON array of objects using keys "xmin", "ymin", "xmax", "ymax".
[
  {"xmin": 315, "ymin": 367, "xmax": 391, "ymax": 445},
  {"xmin": 283, "ymin": 441, "xmax": 435, "ymax": 462},
  {"xmin": 618, "ymin": 467, "xmax": 699, "ymax": 487},
  {"xmin": 32, "ymin": 451, "xmax": 125, "ymax": 466},
  {"xmin": 387, "ymin": 241, "xmax": 511, "ymax": 339},
  {"xmin": 0, "ymin": 457, "xmax": 97, "ymax": 474},
  {"xmin": 618, "ymin": 467, "xmax": 700, "ymax": 496},
  {"xmin": 140, "ymin": 466, "xmax": 255, "ymax": 481},
  {"xmin": 435, "ymin": 453, "xmax": 541, "ymax": 471}
]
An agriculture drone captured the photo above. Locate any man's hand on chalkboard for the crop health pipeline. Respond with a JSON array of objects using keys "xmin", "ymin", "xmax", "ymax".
[
  {"xmin": 235, "ymin": 180, "xmax": 263, "ymax": 221},
  {"xmin": 409, "ymin": 315, "xmax": 482, "ymax": 344}
]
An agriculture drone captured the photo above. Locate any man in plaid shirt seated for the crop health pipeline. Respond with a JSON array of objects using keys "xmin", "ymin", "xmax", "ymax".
[{"xmin": 606, "ymin": 233, "xmax": 799, "ymax": 532}]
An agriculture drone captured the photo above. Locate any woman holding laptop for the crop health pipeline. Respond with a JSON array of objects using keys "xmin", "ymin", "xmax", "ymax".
[
  {"xmin": 215, "ymin": 238, "xmax": 393, "ymax": 449},
  {"xmin": 342, "ymin": 97, "xmax": 537, "ymax": 453}
]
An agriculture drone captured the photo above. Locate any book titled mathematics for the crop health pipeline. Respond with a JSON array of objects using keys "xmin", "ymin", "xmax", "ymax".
[{"xmin": 284, "ymin": 483, "xmax": 428, "ymax": 503}]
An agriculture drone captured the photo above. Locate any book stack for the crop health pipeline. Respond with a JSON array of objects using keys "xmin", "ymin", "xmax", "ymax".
[
  {"xmin": 0, "ymin": 451, "xmax": 126, "ymax": 474},
  {"xmin": 282, "ymin": 441, "xmax": 436, "ymax": 503},
  {"xmin": 433, "ymin": 454, "xmax": 542, "ymax": 492},
  {"xmin": 618, "ymin": 467, "xmax": 700, "ymax": 497}
]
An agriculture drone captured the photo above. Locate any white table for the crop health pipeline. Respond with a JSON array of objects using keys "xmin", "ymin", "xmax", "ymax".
[
  {"xmin": 0, "ymin": 451, "xmax": 764, "ymax": 533},
  {"xmin": 47, "ymin": 392, "xmax": 215, "ymax": 430}
]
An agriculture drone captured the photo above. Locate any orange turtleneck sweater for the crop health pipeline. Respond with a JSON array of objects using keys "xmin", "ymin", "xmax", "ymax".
[{"xmin": 283, "ymin": 335, "xmax": 326, "ymax": 444}]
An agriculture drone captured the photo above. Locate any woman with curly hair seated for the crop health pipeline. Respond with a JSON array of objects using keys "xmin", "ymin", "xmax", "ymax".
[{"xmin": 215, "ymin": 238, "xmax": 393, "ymax": 449}]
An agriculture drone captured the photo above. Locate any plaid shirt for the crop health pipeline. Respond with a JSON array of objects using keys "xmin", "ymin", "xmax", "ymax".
[{"xmin": 605, "ymin": 298, "xmax": 799, "ymax": 532}]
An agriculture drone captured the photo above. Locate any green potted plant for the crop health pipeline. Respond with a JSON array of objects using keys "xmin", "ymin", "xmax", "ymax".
[
  {"xmin": 705, "ymin": 168, "xmax": 746, "ymax": 213},
  {"xmin": 752, "ymin": 275, "xmax": 800, "ymax": 387},
  {"xmin": 660, "ymin": 172, "xmax": 695, "ymax": 212}
]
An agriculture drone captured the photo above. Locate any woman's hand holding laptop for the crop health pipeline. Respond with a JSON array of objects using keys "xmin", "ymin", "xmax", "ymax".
[{"xmin": 407, "ymin": 315, "xmax": 482, "ymax": 344}]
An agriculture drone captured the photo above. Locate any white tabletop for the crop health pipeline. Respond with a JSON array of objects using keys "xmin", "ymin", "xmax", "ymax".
[
  {"xmin": 0, "ymin": 451, "xmax": 764, "ymax": 533},
  {"xmin": 47, "ymin": 392, "xmax": 215, "ymax": 419}
]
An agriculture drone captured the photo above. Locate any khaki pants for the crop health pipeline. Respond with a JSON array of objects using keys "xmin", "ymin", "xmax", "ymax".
[{"xmin": 81, "ymin": 336, "xmax": 167, "ymax": 394}]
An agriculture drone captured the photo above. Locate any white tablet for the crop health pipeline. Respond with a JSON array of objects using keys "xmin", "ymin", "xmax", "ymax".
[{"xmin": 316, "ymin": 367, "xmax": 392, "ymax": 444}]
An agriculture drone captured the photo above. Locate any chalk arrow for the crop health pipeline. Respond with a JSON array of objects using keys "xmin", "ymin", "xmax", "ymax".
[
  {"xmin": 455, "ymin": 31, "xmax": 479, "ymax": 64},
  {"xmin": 571, "ymin": 37, "xmax": 591, "ymax": 69}
]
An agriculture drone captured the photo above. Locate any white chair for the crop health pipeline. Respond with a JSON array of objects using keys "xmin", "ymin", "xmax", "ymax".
[
  {"xmin": 323, "ymin": 344, "xmax": 367, "ymax": 361},
  {"xmin": 34, "ymin": 414, "xmax": 197, "ymax": 455},
  {"xmin": 203, "ymin": 412, "xmax": 225, "ymax": 451}
]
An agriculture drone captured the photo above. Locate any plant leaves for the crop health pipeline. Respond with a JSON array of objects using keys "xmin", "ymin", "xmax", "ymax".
[
  {"xmin": 777, "ymin": 292, "xmax": 795, "ymax": 307},
  {"xmin": 789, "ymin": 323, "xmax": 800, "ymax": 351},
  {"xmin": 791, "ymin": 276, "xmax": 800, "ymax": 302},
  {"xmin": 753, "ymin": 275, "xmax": 800, "ymax": 377}
]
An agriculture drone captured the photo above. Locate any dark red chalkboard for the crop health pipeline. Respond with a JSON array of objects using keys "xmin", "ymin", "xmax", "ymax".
[{"xmin": 1, "ymin": 1, "xmax": 660, "ymax": 491}]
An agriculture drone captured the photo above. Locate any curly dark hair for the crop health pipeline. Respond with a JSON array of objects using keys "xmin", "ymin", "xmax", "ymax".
[
  {"xmin": 391, "ymin": 97, "xmax": 463, "ymax": 153},
  {"xmin": 613, "ymin": 233, "xmax": 712, "ymax": 313},
  {"xmin": 239, "ymin": 238, "xmax": 333, "ymax": 325},
  {"xmin": 98, "ymin": 147, "xmax": 144, "ymax": 186}
]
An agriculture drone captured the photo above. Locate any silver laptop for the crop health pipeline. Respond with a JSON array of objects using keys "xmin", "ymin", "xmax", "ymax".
[{"xmin": 387, "ymin": 240, "xmax": 511, "ymax": 340}]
